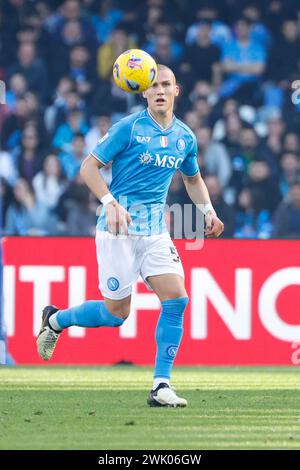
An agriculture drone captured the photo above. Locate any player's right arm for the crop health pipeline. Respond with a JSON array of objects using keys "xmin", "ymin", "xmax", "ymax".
[
  {"xmin": 81, "ymin": 116, "xmax": 136, "ymax": 234},
  {"xmin": 80, "ymin": 156, "xmax": 132, "ymax": 235}
]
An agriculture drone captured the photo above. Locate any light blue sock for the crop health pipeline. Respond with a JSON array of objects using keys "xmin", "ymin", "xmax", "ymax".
[
  {"xmin": 53, "ymin": 300, "xmax": 124, "ymax": 329},
  {"xmin": 154, "ymin": 297, "xmax": 189, "ymax": 379}
]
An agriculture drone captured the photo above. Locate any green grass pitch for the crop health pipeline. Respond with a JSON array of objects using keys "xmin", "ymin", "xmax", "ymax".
[{"xmin": 0, "ymin": 366, "xmax": 300, "ymax": 450}]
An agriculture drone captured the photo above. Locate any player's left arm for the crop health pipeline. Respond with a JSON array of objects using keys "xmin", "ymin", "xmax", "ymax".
[{"xmin": 182, "ymin": 172, "xmax": 224, "ymax": 238}]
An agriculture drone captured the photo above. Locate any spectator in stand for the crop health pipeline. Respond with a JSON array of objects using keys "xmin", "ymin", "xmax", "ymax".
[
  {"xmin": 183, "ymin": 20, "xmax": 221, "ymax": 87},
  {"xmin": 6, "ymin": 73, "xmax": 28, "ymax": 113},
  {"xmin": 279, "ymin": 152, "xmax": 300, "ymax": 197},
  {"xmin": 186, "ymin": 3, "xmax": 231, "ymax": 48},
  {"xmin": 92, "ymin": 0, "xmax": 124, "ymax": 44},
  {"xmin": 266, "ymin": 19, "xmax": 300, "ymax": 87},
  {"xmin": 12, "ymin": 123, "xmax": 46, "ymax": 182},
  {"xmin": 182, "ymin": 110, "xmax": 200, "ymax": 132},
  {"xmin": 221, "ymin": 113, "xmax": 243, "ymax": 157},
  {"xmin": 64, "ymin": 184, "xmax": 98, "ymax": 236},
  {"xmin": 190, "ymin": 95, "xmax": 213, "ymax": 128},
  {"xmin": 246, "ymin": 159, "xmax": 282, "ymax": 214},
  {"xmin": 92, "ymin": 77, "xmax": 132, "ymax": 121},
  {"xmin": 195, "ymin": 126, "xmax": 232, "ymax": 188},
  {"xmin": 23, "ymin": 90, "xmax": 49, "ymax": 146},
  {"xmin": 50, "ymin": 0, "xmax": 96, "ymax": 46},
  {"xmin": 212, "ymin": 98, "xmax": 240, "ymax": 140},
  {"xmin": 33, "ymin": 153, "xmax": 67, "ymax": 209},
  {"xmin": 85, "ymin": 112, "xmax": 112, "ymax": 186},
  {"xmin": 136, "ymin": 0, "xmax": 177, "ymax": 45},
  {"xmin": 85, "ymin": 114, "xmax": 111, "ymax": 152},
  {"xmin": 228, "ymin": 130, "xmax": 272, "ymax": 205},
  {"xmin": 50, "ymin": 20, "xmax": 88, "ymax": 85},
  {"xmin": 97, "ymin": 27, "xmax": 136, "ymax": 81},
  {"xmin": 58, "ymin": 132, "xmax": 86, "ymax": 180},
  {"xmin": 0, "ymin": 177, "xmax": 13, "ymax": 234},
  {"xmin": 283, "ymin": 132, "xmax": 300, "ymax": 155},
  {"xmin": 144, "ymin": 22, "xmax": 184, "ymax": 64},
  {"xmin": 5, "ymin": 178, "xmax": 56, "ymax": 235},
  {"xmin": 7, "ymin": 42, "xmax": 49, "ymax": 103},
  {"xmin": 242, "ymin": 4, "xmax": 272, "ymax": 50},
  {"xmin": 273, "ymin": 183, "xmax": 300, "ymax": 238},
  {"xmin": 235, "ymin": 187, "xmax": 273, "ymax": 239},
  {"xmin": 55, "ymin": 174, "xmax": 97, "ymax": 235},
  {"xmin": 259, "ymin": 116, "xmax": 285, "ymax": 163},
  {"xmin": 220, "ymin": 17, "xmax": 266, "ymax": 104},
  {"xmin": 1, "ymin": 96, "xmax": 29, "ymax": 150},
  {"xmin": 52, "ymin": 108, "xmax": 88, "ymax": 151},
  {"xmin": 204, "ymin": 175, "xmax": 235, "ymax": 237},
  {"xmin": 44, "ymin": 77, "xmax": 77, "ymax": 133},
  {"xmin": 0, "ymin": 146, "xmax": 18, "ymax": 186},
  {"xmin": 68, "ymin": 44, "xmax": 96, "ymax": 103}
]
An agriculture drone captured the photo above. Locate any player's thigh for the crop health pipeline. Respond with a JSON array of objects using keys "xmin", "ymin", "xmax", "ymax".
[
  {"xmin": 146, "ymin": 273, "xmax": 187, "ymax": 301},
  {"xmin": 141, "ymin": 233, "xmax": 187, "ymax": 301},
  {"xmin": 104, "ymin": 295, "xmax": 131, "ymax": 318},
  {"xmin": 95, "ymin": 231, "xmax": 139, "ymax": 301}
]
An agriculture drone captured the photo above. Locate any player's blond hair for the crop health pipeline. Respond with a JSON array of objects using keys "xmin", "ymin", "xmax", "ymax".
[{"xmin": 157, "ymin": 64, "xmax": 176, "ymax": 84}]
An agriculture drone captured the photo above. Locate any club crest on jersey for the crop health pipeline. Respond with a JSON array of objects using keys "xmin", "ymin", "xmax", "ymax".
[
  {"xmin": 176, "ymin": 138, "xmax": 186, "ymax": 151},
  {"xmin": 160, "ymin": 135, "xmax": 168, "ymax": 148},
  {"xmin": 136, "ymin": 135, "xmax": 151, "ymax": 143},
  {"xmin": 139, "ymin": 150, "xmax": 153, "ymax": 165}
]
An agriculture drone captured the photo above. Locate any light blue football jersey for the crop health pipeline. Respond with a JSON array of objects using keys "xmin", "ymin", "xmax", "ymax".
[{"xmin": 91, "ymin": 108, "xmax": 199, "ymax": 235}]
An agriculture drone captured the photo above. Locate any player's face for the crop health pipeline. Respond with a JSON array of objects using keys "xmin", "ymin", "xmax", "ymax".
[{"xmin": 143, "ymin": 69, "xmax": 179, "ymax": 115}]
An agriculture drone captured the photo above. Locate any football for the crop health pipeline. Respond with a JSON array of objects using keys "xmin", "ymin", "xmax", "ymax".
[{"xmin": 113, "ymin": 49, "xmax": 158, "ymax": 93}]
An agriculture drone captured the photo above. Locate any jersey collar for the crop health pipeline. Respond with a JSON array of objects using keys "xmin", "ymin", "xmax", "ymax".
[{"xmin": 147, "ymin": 108, "xmax": 176, "ymax": 132}]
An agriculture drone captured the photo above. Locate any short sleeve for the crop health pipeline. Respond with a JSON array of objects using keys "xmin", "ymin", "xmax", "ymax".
[
  {"xmin": 180, "ymin": 133, "xmax": 200, "ymax": 177},
  {"xmin": 91, "ymin": 118, "xmax": 132, "ymax": 165}
]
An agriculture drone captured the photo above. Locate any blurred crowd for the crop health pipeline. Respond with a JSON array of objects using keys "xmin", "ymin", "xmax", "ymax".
[{"xmin": 1, "ymin": 0, "xmax": 300, "ymax": 238}]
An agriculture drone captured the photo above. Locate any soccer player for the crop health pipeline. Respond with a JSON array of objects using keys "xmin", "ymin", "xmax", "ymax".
[{"xmin": 37, "ymin": 65, "xmax": 224, "ymax": 407}]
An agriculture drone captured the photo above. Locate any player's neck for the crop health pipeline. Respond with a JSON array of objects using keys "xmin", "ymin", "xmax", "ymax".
[{"xmin": 148, "ymin": 108, "xmax": 174, "ymax": 130}]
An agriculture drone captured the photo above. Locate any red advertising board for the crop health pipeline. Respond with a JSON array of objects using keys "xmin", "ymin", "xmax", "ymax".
[{"xmin": 2, "ymin": 237, "xmax": 300, "ymax": 365}]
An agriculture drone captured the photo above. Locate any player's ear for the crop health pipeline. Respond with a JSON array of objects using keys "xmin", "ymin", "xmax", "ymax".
[
  {"xmin": 142, "ymin": 91, "xmax": 147, "ymax": 99},
  {"xmin": 175, "ymin": 84, "xmax": 180, "ymax": 97}
]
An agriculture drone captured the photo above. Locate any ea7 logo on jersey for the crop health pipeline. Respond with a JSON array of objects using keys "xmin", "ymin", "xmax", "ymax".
[
  {"xmin": 154, "ymin": 154, "xmax": 183, "ymax": 169},
  {"xmin": 136, "ymin": 135, "xmax": 151, "ymax": 143}
]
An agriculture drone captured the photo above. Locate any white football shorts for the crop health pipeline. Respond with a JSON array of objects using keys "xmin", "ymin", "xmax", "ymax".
[{"xmin": 95, "ymin": 230, "xmax": 185, "ymax": 299}]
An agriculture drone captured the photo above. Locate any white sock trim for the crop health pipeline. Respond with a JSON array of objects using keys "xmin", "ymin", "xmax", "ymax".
[
  {"xmin": 49, "ymin": 312, "xmax": 63, "ymax": 332},
  {"xmin": 153, "ymin": 377, "xmax": 170, "ymax": 390}
]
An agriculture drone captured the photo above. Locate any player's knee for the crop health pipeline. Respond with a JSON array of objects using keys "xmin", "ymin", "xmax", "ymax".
[
  {"xmin": 117, "ymin": 310, "xmax": 130, "ymax": 320},
  {"xmin": 162, "ymin": 296, "xmax": 189, "ymax": 314},
  {"xmin": 104, "ymin": 298, "xmax": 131, "ymax": 321},
  {"xmin": 161, "ymin": 290, "xmax": 189, "ymax": 302}
]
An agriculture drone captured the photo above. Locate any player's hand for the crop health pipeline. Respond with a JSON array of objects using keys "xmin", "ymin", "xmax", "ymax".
[
  {"xmin": 106, "ymin": 201, "xmax": 132, "ymax": 235},
  {"xmin": 205, "ymin": 212, "xmax": 224, "ymax": 238}
]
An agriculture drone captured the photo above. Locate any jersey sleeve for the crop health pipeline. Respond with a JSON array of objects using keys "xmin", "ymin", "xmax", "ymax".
[
  {"xmin": 91, "ymin": 118, "xmax": 132, "ymax": 165},
  {"xmin": 180, "ymin": 133, "xmax": 200, "ymax": 177}
]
